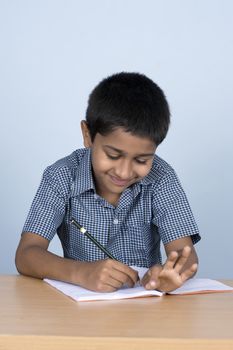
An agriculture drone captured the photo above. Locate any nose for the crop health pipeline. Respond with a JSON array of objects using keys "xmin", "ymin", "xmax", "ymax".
[{"xmin": 114, "ymin": 158, "xmax": 134, "ymax": 180}]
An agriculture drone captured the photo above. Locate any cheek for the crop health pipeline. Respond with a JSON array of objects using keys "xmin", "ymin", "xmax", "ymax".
[
  {"xmin": 92, "ymin": 154, "xmax": 112, "ymax": 173},
  {"xmin": 136, "ymin": 164, "xmax": 153, "ymax": 178}
]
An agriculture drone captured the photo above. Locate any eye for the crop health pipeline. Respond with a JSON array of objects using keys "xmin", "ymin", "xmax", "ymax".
[
  {"xmin": 106, "ymin": 154, "xmax": 120, "ymax": 160},
  {"xmin": 135, "ymin": 159, "xmax": 147, "ymax": 164}
]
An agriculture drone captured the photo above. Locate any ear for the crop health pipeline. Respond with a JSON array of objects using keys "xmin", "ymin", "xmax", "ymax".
[{"xmin": 81, "ymin": 120, "xmax": 92, "ymax": 148}]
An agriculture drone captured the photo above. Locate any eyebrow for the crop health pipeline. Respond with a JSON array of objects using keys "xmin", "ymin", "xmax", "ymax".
[{"xmin": 103, "ymin": 145, "xmax": 155, "ymax": 157}]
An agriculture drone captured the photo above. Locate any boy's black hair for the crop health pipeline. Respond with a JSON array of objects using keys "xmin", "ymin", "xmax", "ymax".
[{"xmin": 85, "ymin": 72, "xmax": 170, "ymax": 146}]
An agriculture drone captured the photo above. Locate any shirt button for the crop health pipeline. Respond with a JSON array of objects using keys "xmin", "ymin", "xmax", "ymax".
[{"xmin": 113, "ymin": 218, "xmax": 119, "ymax": 225}]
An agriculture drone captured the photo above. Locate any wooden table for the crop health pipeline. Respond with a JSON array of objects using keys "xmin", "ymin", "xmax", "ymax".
[{"xmin": 0, "ymin": 275, "xmax": 233, "ymax": 350}]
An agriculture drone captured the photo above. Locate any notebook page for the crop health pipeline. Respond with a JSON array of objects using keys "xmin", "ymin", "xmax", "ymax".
[
  {"xmin": 169, "ymin": 278, "xmax": 233, "ymax": 295},
  {"xmin": 44, "ymin": 266, "xmax": 233, "ymax": 301},
  {"xmin": 44, "ymin": 278, "xmax": 163, "ymax": 301}
]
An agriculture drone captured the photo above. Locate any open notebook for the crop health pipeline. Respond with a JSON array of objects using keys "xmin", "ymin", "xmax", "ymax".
[{"xmin": 44, "ymin": 266, "xmax": 233, "ymax": 302}]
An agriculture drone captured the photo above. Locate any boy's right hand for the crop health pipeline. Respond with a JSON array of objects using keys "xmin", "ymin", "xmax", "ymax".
[
  {"xmin": 15, "ymin": 232, "xmax": 138, "ymax": 293},
  {"xmin": 74, "ymin": 259, "xmax": 139, "ymax": 292}
]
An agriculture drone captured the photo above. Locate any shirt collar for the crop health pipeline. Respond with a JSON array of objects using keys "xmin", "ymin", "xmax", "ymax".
[
  {"xmin": 139, "ymin": 156, "xmax": 158, "ymax": 186},
  {"xmin": 71, "ymin": 148, "xmax": 96, "ymax": 197},
  {"xmin": 139, "ymin": 172, "xmax": 155, "ymax": 186}
]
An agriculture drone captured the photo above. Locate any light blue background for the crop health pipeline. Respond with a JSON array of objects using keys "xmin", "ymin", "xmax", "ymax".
[{"xmin": 1, "ymin": 0, "xmax": 232, "ymax": 278}]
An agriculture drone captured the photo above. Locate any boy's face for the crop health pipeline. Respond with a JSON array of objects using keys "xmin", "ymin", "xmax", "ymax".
[{"xmin": 81, "ymin": 122, "xmax": 156, "ymax": 205}]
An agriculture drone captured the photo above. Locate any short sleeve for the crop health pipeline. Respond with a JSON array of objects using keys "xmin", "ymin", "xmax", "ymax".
[
  {"xmin": 22, "ymin": 166, "xmax": 71, "ymax": 240},
  {"xmin": 152, "ymin": 171, "xmax": 201, "ymax": 245}
]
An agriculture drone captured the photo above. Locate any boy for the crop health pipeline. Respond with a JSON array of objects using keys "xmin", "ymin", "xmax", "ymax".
[{"xmin": 15, "ymin": 72, "xmax": 200, "ymax": 293}]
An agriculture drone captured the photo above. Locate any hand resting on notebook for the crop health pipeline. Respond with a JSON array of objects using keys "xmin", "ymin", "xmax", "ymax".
[{"xmin": 141, "ymin": 246, "xmax": 198, "ymax": 292}]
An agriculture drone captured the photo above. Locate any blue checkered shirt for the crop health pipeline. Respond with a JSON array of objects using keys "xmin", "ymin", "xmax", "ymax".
[{"xmin": 23, "ymin": 148, "xmax": 200, "ymax": 267}]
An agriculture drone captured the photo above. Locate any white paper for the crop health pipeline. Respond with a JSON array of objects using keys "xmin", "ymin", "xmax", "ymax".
[
  {"xmin": 169, "ymin": 278, "xmax": 233, "ymax": 295},
  {"xmin": 44, "ymin": 278, "xmax": 163, "ymax": 301},
  {"xmin": 44, "ymin": 266, "xmax": 233, "ymax": 302}
]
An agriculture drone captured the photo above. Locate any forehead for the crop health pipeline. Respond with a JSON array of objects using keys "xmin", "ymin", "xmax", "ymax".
[{"xmin": 93, "ymin": 128, "xmax": 156, "ymax": 155}]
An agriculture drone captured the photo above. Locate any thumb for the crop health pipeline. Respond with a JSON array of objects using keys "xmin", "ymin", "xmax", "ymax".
[{"xmin": 142, "ymin": 265, "xmax": 162, "ymax": 290}]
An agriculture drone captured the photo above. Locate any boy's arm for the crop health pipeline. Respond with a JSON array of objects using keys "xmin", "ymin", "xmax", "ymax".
[
  {"xmin": 141, "ymin": 236, "xmax": 198, "ymax": 292},
  {"xmin": 15, "ymin": 232, "xmax": 138, "ymax": 292}
]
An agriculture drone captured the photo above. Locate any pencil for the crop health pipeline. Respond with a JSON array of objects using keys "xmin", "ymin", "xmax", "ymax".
[{"xmin": 70, "ymin": 218, "xmax": 118, "ymax": 261}]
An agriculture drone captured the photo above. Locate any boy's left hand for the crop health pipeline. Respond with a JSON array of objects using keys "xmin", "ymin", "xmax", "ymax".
[{"xmin": 141, "ymin": 246, "xmax": 198, "ymax": 292}]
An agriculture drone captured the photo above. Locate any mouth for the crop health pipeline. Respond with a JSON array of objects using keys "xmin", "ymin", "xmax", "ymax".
[{"xmin": 109, "ymin": 175, "xmax": 133, "ymax": 187}]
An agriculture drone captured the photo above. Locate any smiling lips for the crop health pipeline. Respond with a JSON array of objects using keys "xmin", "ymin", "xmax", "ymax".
[{"xmin": 109, "ymin": 175, "xmax": 134, "ymax": 187}]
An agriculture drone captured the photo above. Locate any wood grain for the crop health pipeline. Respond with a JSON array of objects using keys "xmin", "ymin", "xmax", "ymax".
[{"xmin": 1, "ymin": 275, "xmax": 233, "ymax": 350}]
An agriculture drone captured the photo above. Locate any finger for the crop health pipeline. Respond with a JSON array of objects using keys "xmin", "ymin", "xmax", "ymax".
[
  {"xmin": 141, "ymin": 272, "xmax": 157, "ymax": 290},
  {"xmin": 127, "ymin": 266, "xmax": 140, "ymax": 284},
  {"xmin": 111, "ymin": 270, "xmax": 135, "ymax": 288},
  {"xmin": 141, "ymin": 265, "xmax": 161, "ymax": 290},
  {"xmin": 163, "ymin": 251, "xmax": 179, "ymax": 270},
  {"xmin": 93, "ymin": 260, "xmax": 136, "ymax": 288},
  {"xmin": 104, "ymin": 276, "xmax": 125, "ymax": 290},
  {"xmin": 141, "ymin": 270, "xmax": 151, "ymax": 286},
  {"xmin": 144, "ymin": 279, "xmax": 157, "ymax": 290},
  {"xmin": 180, "ymin": 263, "xmax": 198, "ymax": 282},
  {"xmin": 108, "ymin": 267, "xmax": 137, "ymax": 288},
  {"xmin": 113, "ymin": 262, "xmax": 139, "ymax": 286},
  {"xmin": 174, "ymin": 246, "xmax": 192, "ymax": 273},
  {"xmin": 96, "ymin": 277, "xmax": 122, "ymax": 293}
]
